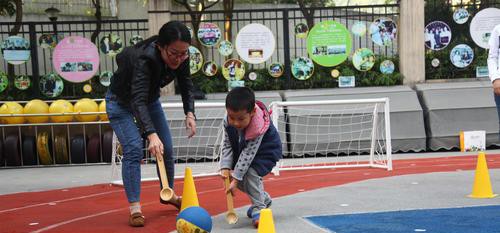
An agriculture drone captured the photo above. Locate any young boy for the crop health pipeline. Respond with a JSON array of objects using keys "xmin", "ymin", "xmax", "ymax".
[{"xmin": 220, "ymin": 87, "xmax": 282, "ymax": 228}]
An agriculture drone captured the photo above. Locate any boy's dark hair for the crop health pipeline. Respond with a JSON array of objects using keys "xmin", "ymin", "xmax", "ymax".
[{"xmin": 226, "ymin": 87, "xmax": 255, "ymax": 113}]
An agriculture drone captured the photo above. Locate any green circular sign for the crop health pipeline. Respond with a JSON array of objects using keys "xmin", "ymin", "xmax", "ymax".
[
  {"xmin": 14, "ymin": 75, "xmax": 30, "ymax": 90},
  {"xmin": 307, "ymin": 20, "xmax": 352, "ymax": 67},
  {"xmin": 0, "ymin": 71, "xmax": 8, "ymax": 93},
  {"xmin": 39, "ymin": 72, "xmax": 64, "ymax": 98}
]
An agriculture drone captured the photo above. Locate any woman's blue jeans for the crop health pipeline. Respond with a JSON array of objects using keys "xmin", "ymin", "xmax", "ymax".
[
  {"xmin": 106, "ymin": 91, "xmax": 174, "ymax": 203},
  {"xmin": 496, "ymin": 93, "xmax": 500, "ymax": 140}
]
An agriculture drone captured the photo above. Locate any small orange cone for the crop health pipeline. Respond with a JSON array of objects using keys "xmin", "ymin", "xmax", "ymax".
[
  {"xmin": 258, "ymin": 209, "xmax": 276, "ymax": 233},
  {"xmin": 468, "ymin": 152, "xmax": 497, "ymax": 198},
  {"xmin": 180, "ymin": 167, "xmax": 200, "ymax": 211}
]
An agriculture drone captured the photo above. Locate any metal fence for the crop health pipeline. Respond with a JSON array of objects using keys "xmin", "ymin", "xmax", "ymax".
[
  {"xmin": 171, "ymin": 4, "xmax": 400, "ymax": 88},
  {"xmin": 0, "ymin": 4, "xmax": 400, "ymax": 99},
  {"xmin": 0, "ymin": 19, "xmax": 148, "ymax": 99},
  {"xmin": 424, "ymin": 0, "xmax": 500, "ymax": 80}
]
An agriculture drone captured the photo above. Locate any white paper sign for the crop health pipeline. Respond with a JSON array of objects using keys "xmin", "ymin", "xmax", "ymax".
[
  {"xmin": 462, "ymin": 130, "xmax": 486, "ymax": 152},
  {"xmin": 235, "ymin": 23, "xmax": 275, "ymax": 64}
]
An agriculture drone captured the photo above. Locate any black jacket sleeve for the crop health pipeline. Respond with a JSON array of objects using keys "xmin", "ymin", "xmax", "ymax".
[
  {"xmin": 177, "ymin": 60, "xmax": 195, "ymax": 115},
  {"xmin": 130, "ymin": 55, "xmax": 156, "ymax": 136}
]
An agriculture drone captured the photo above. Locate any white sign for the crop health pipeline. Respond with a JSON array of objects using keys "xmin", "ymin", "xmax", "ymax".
[
  {"xmin": 470, "ymin": 8, "xmax": 500, "ymax": 49},
  {"xmin": 461, "ymin": 130, "xmax": 486, "ymax": 152},
  {"xmin": 338, "ymin": 76, "xmax": 355, "ymax": 88},
  {"xmin": 235, "ymin": 23, "xmax": 276, "ymax": 64}
]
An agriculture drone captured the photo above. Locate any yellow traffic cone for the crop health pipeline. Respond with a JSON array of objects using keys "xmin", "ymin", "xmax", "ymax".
[
  {"xmin": 180, "ymin": 167, "xmax": 200, "ymax": 211},
  {"xmin": 468, "ymin": 152, "xmax": 497, "ymax": 198},
  {"xmin": 258, "ymin": 209, "xmax": 276, "ymax": 233}
]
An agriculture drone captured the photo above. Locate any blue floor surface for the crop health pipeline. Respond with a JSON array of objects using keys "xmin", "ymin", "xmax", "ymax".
[{"xmin": 305, "ymin": 205, "xmax": 500, "ymax": 233}]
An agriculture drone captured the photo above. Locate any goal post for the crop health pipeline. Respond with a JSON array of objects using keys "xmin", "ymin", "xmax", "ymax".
[{"xmin": 270, "ymin": 98, "xmax": 392, "ymax": 174}]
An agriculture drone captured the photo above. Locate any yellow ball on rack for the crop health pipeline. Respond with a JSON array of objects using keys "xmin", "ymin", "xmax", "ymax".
[
  {"xmin": 74, "ymin": 98, "xmax": 99, "ymax": 122},
  {"xmin": 99, "ymin": 100, "xmax": 108, "ymax": 121},
  {"xmin": 49, "ymin": 99, "xmax": 74, "ymax": 123},
  {"xmin": 0, "ymin": 102, "xmax": 25, "ymax": 124},
  {"xmin": 24, "ymin": 99, "xmax": 49, "ymax": 123}
]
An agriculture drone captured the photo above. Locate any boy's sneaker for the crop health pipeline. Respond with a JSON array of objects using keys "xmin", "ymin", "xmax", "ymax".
[
  {"xmin": 251, "ymin": 212, "xmax": 260, "ymax": 228},
  {"xmin": 246, "ymin": 200, "xmax": 272, "ymax": 219},
  {"xmin": 246, "ymin": 207, "xmax": 255, "ymax": 219}
]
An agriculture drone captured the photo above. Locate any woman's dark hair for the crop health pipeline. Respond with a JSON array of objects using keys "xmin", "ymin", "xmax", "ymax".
[
  {"xmin": 135, "ymin": 21, "xmax": 191, "ymax": 48},
  {"xmin": 226, "ymin": 87, "xmax": 255, "ymax": 113}
]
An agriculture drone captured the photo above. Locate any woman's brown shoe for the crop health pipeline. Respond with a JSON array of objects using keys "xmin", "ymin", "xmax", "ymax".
[{"xmin": 129, "ymin": 212, "xmax": 145, "ymax": 227}]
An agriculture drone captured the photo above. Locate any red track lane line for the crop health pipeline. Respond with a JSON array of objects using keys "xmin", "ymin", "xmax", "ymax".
[
  {"xmin": 1, "ymin": 155, "xmax": 499, "ymax": 233},
  {"xmin": 29, "ymin": 188, "xmax": 227, "ymax": 233},
  {"xmin": 0, "ymin": 174, "xmax": 219, "ymax": 213}
]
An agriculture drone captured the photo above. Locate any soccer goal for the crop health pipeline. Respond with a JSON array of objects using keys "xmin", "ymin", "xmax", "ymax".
[
  {"xmin": 110, "ymin": 102, "xmax": 226, "ymax": 185},
  {"xmin": 269, "ymin": 98, "xmax": 392, "ymax": 174}
]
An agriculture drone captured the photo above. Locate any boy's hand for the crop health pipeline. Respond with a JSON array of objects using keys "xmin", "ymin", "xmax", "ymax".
[
  {"xmin": 220, "ymin": 169, "xmax": 230, "ymax": 180},
  {"xmin": 226, "ymin": 179, "xmax": 238, "ymax": 196}
]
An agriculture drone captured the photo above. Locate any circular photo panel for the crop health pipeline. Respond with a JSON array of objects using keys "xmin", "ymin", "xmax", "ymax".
[
  {"xmin": 53, "ymin": 36, "xmax": 99, "ymax": 83},
  {"xmin": 369, "ymin": 18, "xmax": 397, "ymax": 46},
  {"xmin": 100, "ymin": 34, "xmax": 123, "ymax": 57},
  {"xmin": 83, "ymin": 84, "xmax": 92, "ymax": 93},
  {"xmin": 307, "ymin": 20, "xmax": 351, "ymax": 67},
  {"xmin": 14, "ymin": 75, "xmax": 31, "ymax": 90},
  {"xmin": 431, "ymin": 58, "xmax": 440, "ymax": 67},
  {"xmin": 425, "ymin": 21, "xmax": 452, "ymax": 51},
  {"xmin": 202, "ymin": 61, "xmax": 218, "ymax": 77},
  {"xmin": 39, "ymin": 34, "xmax": 63, "ymax": 49},
  {"xmin": 197, "ymin": 22, "xmax": 221, "ymax": 47},
  {"xmin": 99, "ymin": 71, "xmax": 113, "ymax": 87},
  {"xmin": 39, "ymin": 72, "xmax": 64, "ymax": 98},
  {"xmin": 218, "ymin": 40, "xmax": 233, "ymax": 57},
  {"xmin": 353, "ymin": 48, "xmax": 375, "ymax": 72},
  {"xmin": 470, "ymin": 8, "xmax": 500, "ymax": 49},
  {"xmin": 129, "ymin": 35, "xmax": 144, "ymax": 46},
  {"xmin": 268, "ymin": 63, "xmax": 284, "ymax": 78},
  {"xmin": 235, "ymin": 23, "xmax": 276, "ymax": 64},
  {"xmin": 0, "ymin": 72, "xmax": 8, "ymax": 93},
  {"xmin": 453, "ymin": 8, "xmax": 469, "ymax": 24},
  {"xmin": 351, "ymin": 21, "xmax": 367, "ymax": 37},
  {"xmin": 380, "ymin": 60, "xmax": 395, "ymax": 74},
  {"xmin": 222, "ymin": 59, "xmax": 245, "ymax": 81},
  {"xmin": 1, "ymin": 36, "xmax": 31, "ymax": 65},
  {"xmin": 291, "ymin": 57, "xmax": 314, "ymax": 81},
  {"xmin": 295, "ymin": 23, "xmax": 309, "ymax": 39},
  {"xmin": 248, "ymin": 72, "xmax": 257, "ymax": 81},
  {"xmin": 450, "ymin": 44, "xmax": 474, "ymax": 68},
  {"xmin": 189, "ymin": 46, "xmax": 203, "ymax": 75},
  {"xmin": 331, "ymin": 69, "xmax": 340, "ymax": 78}
]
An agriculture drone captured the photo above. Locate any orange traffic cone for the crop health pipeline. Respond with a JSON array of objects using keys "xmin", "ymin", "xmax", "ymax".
[{"xmin": 468, "ymin": 152, "xmax": 497, "ymax": 198}]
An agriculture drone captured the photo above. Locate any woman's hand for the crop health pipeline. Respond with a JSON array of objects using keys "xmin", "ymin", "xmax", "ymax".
[
  {"xmin": 494, "ymin": 80, "xmax": 500, "ymax": 96},
  {"xmin": 147, "ymin": 133, "xmax": 164, "ymax": 158},
  {"xmin": 185, "ymin": 112, "xmax": 196, "ymax": 138}
]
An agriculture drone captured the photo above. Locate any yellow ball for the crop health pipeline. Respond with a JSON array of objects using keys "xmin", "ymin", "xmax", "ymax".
[
  {"xmin": 0, "ymin": 102, "xmax": 25, "ymax": 124},
  {"xmin": 49, "ymin": 100, "xmax": 74, "ymax": 123},
  {"xmin": 74, "ymin": 98, "xmax": 98, "ymax": 122},
  {"xmin": 24, "ymin": 99, "xmax": 49, "ymax": 123},
  {"xmin": 99, "ymin": 100, "xmax": 108, "ymax": 121}
]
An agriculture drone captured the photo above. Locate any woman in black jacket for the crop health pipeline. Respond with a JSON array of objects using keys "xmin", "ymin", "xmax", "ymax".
[{"xmin": 105, "ymin": 21, "xmax": 196, "ymax": 227}]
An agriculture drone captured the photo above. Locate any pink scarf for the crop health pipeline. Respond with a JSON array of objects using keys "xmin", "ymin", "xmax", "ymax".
[{"xmin": 245, "ymin": 101, "xmax": 270, "ymax": 140}]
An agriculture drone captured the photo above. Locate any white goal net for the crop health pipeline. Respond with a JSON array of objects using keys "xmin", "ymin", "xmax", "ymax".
[{"xmin": 270, "ymin": 98, "xmax": 392, "ymax": 173}]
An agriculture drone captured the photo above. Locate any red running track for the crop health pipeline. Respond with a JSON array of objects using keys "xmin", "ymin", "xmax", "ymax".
[{"xmin": 1, "ymin": 155, "xmax": 499, "ymax": 233}]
